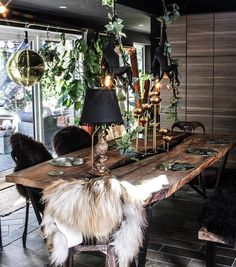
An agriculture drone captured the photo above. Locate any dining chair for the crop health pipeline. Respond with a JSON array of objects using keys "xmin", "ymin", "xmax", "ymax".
[
  {"xmin": 199, "ymin": 178, "xmax": 236, "ymax": 266},
  {"xmin": 171, "ymin": 121, "xmax": 212, "ymax": 198},
  {"xmin": 52, "ymin": 126, "xmax": 92, "ymax": 156},
  {"xmin": 172, "ymin": 121, "xmax": 205, "ymax": 134},
  {"xmin": 10, "ymin": 132, "xmax": 52, "ymax": 247},
  {"xmin": 41, "ymin": 176, "xmax": 146, "ymax": 267}
]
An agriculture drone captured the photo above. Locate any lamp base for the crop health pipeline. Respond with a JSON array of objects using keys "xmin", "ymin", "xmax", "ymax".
[{"xmin": 90, "ymin": 168, "xmax": 110, "ymax": 177}]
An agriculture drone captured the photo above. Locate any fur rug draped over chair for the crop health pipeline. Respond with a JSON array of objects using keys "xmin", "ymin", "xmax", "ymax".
[
  {"xmin": 41, "ymin": 176, "xmax": 147, "ymax": 267},
  {"xmin": 199, "ymin": 178, "xmax": 236, "ymax": 247}
]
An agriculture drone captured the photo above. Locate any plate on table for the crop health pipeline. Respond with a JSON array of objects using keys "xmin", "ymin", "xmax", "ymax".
[
  {"xmin": 185, "ymin": 148, "xmax": 217, "ymax": 156},
  {"xmin": 156, "ymin": 162, "xmax": 195, "ymax": 171},
  {"xmin": 48, "ymin": 170, "xmax": 64, "ymax": 176},
  {"xmin": 50, "ymin": 157, "xmax": 85, "ymax": 167},
  {"xmin": 206, "ymin": 139, "xmax": 233, "ymax": 144}
]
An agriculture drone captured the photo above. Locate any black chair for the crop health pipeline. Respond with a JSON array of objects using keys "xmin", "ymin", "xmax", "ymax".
[
  {"xmin": 172, "ymin": 121, "xmax": 205, "ymax": 134},
  {"xmin": 10, "ymin": 132, "xmax": 52, "ymax": 247},
  {"xmin": 172, "ymin": 121, "xmax": 212, "ymax": 198},
  {"xmin": 199, "ymin": 178, "xmax": 236, "ymax": 266},
  {"xmin": 53, "ymin": 126, "xmax": 92, "ymax": 156}
]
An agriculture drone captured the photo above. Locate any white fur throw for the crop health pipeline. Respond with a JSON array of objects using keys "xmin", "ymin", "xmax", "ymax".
[{"xmin": 41, "ymin": 176, "xmax": 147, "ymax": 267}]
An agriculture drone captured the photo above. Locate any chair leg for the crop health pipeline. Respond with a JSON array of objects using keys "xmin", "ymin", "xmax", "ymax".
[
  {"xmin": 106, "ymin": 248, "xmax": 117, "ymax": 267},
  {"xmin": 22, "ymin": 201, "xmax": 30, "ymax": 248},
  {"xmin": 206, "ymin": 241, "xmax": 216, "ymax": 267}
]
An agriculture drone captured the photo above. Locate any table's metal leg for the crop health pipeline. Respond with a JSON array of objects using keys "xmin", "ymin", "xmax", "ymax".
[
  {"xmin": 26, "ymin": 187, "xmax": 42, "ymax": 225},
  {"xmin": 214, "ymin": 151, "xmax": 229, "ymax": 191},
  {"xmin": 138, "ymin": 204, "xmax": 153, "ymax": 267}
]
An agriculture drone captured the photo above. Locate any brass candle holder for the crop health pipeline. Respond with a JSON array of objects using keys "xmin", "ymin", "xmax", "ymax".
[
  {"xmin": 133, "ymin": 107, "xmax": 143, "ymax": 152},
  {"xmin": 149, "ymin": 91, "xmax": 162, "ymax": 153}
]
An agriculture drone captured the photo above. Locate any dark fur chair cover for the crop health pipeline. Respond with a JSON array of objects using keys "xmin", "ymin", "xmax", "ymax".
[
  {"xmin": 53, "ymin": 126, "xmax": 92, "ymax": 156},
  {"xmin": 10, "ymin": 133, "xmax": 52, "ymax": 211},
  {"xmin": 199, "ymin": 177, "xmax": 236, "ymax": 247}
]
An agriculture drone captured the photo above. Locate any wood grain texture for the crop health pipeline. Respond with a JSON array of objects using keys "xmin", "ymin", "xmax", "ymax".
[
  {"xmin": 6, "ymin": 134, "xmax": 236, "ymax": 205},
  {"xmin": 186, "ymin": 114, "xmax": 212, "ymax": 134},
  {"xmin": 214, "ymin": 56, "xmax": 236, "ymax": 116},
  {"xmin": 215, "ymin": 12, "xmax": 236, "ymax": 56},
  {"xmin": 186, "ymin": 57, "xmax": 213, "ymax": 113},
  {"xmin": 167, "ymin": 16, "xmax": 187, "ymax": 57},
  {"xmin": 187, "ymin": 14, "xmax": 214, "ymax": 56}
]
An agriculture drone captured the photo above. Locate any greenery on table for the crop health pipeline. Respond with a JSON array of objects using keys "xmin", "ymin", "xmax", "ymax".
[{"xmin": 115, "ymin": 126, "xmax": 143, "ymax": 158}]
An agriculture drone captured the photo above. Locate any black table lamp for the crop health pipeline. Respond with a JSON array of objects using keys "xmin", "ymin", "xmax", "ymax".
[{"xmin": 80, "ymin": 88, "xmax": 123, "ymax": 176}]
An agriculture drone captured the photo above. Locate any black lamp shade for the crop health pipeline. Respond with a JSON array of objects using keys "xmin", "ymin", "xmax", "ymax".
[{"xmin": 80, "ymin": 88, "xmax": 123, "ymax": 125}]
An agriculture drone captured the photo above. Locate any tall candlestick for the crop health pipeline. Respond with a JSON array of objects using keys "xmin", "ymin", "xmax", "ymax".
[
  {"xmin": 136, "ymin": 115, "xmax": 140, "ymax": 151},
  {"xmin": 144, "ymin": 112, "xmax": 148, "ymax": 154},
  {"xmin": 153, "ymin": 104, "xmax": 157, "ymax": 152}
]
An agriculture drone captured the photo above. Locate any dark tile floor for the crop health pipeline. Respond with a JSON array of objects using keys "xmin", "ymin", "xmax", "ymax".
[{"xmin": 1, "ymin": 185, "xmax": 236, "ymax": 267}]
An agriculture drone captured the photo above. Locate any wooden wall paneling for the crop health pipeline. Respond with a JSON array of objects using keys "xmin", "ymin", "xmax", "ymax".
[
  {"xmin": 215, "ymin": 12, "xmax": 236, "ymax": 56},
  {"xmin": 167, "ymin": 16, "xmax": 187, "ymax": 57},
  {"xmin": 187, "ymin": 14, "xmax": 214, "ymax": 56},
  {"xmin": 160, "ymin": 113, "xmax": 186, "ymax": 129},
  {"xmin": 186, "ymin": 57, "xmax": 213, "ymax": 113},
  {"xmin": 186, "ymin": 114, "xmax": 212, "ymax": 133},
  {"xmin": 214, "ymin": 56, "xmax": 236, "ymax": 116},
  {"xmin": 213, "ymin": 115, "xmax": 236, "ymax": 134}
]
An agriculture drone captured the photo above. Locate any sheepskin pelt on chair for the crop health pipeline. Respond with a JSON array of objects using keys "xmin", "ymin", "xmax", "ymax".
[
  {"xmin": 41, "ymin": 176, "xmax": 147, "ymax": 267},
  {"xmin": 10, "ymin": 133, "xmax": 52, "ymax": 201},
  {"xmin": 199, "ymin": 178, "xmax": 236, "ymax": 247}
]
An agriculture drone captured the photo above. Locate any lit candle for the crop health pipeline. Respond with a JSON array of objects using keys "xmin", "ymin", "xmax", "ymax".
[{"xmin": 104, "ymin": 75, "xmax": 113, "ymax": 89}]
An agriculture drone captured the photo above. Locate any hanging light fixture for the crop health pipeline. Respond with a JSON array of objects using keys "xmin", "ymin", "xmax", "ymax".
[{"xmin": 6, "ymin": 31, "xmax": 45, "ymax": 86}]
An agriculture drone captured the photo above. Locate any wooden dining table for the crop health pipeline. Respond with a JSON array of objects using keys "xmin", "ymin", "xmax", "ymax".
[{"xmin": 6, "ymin": 132, "xmax": 236, "ymax": 267}]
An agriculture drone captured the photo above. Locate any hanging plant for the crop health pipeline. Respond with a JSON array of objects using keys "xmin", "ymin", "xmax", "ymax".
[
  {"xmin": 39, "ymin": 33, "xmax": 104, "ymax": 116},
  {"xmin": 153, "ymin": 2, "xmax": 181, "ymax": 122}
]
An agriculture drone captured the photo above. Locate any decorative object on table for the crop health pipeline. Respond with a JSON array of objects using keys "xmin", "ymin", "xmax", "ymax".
[
  {"xmin": 185, "ymin": 148, "xmax": 218, "ymax": 156},
  {"xmin": 115, "ymin": 125, "xmax": 143, "ymax": 158},
  {"xmin": 80, "ymin": 88, "xmax": 123, "ymax": 176},
  {"xmin": 49, "ymin": 157, "xmax": 84, "ymax": 167},
  {"xmin": 159, "ymin": 127, "xmax": 170, "ymax": 150},
  {"xmin": 47, "ymin": 170, "xmax": 64, "ymax": 176},
  {"xmin": 151, "ymin": 1, "xmax": 181, "ymax": 122},
  {"xmin": 149, "ymin": 83, "xmax": 162, "ymax": 152},
  {"xmin": 156, "ymin": 162, "xmax": 195, "ymax": 171},
  {"xmin": 6, "ymin": 31, "xmax": 45, "ymax": 87}
]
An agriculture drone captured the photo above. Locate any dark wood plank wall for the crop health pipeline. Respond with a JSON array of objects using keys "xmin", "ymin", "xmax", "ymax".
[{"xmin": 159, "ymin": 12, "xmax": 236, "ymax": 167}]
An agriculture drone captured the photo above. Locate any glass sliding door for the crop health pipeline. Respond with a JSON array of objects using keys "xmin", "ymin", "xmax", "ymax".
[{"xmin": 0, "ymin": 29, "xmax": 32, "ymax": 173}]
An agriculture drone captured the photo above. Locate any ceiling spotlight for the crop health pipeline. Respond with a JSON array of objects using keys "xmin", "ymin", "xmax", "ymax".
[
  {"xmin": 59, "ymin": 5, "xmax": 67, "ymax": 9},
  {"xmin": 138, "ymin": 24, "xmax": 144, "ymax": 27}
]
